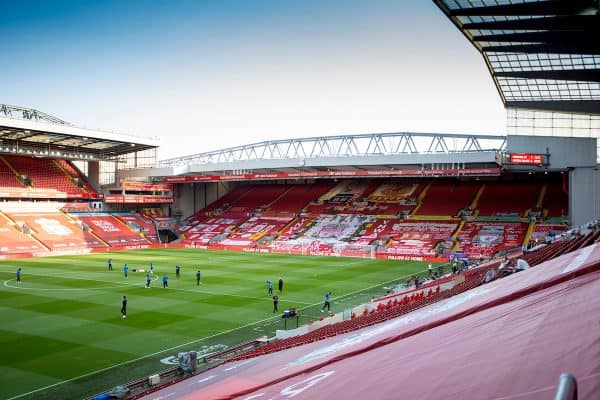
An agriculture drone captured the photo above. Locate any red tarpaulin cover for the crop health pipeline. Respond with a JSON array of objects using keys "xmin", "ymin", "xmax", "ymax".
[{"xmin": 142, "ymin": 243, "xmax": 600, "ymax": 400}]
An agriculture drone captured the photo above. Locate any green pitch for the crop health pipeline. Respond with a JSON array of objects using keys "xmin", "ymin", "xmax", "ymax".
[{"xmin": 0, "ymin": 248, "xmax": 432, "ymax": 400}]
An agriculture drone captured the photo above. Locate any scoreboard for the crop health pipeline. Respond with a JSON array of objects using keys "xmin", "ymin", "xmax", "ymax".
[{"xmin": 509, "ymin": 153, "xmax": 544, "ymax": 165}]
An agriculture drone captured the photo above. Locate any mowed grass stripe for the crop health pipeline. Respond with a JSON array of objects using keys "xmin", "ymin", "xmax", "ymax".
[{"xmin": 0, "ymin": 249, "xmax": 430, "ymax": 400}]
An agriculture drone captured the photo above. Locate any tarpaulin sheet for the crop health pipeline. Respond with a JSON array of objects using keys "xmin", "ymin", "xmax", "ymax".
[{"xmin": 142, "ymin": 243, "xmax": 600, "ymax": 400}]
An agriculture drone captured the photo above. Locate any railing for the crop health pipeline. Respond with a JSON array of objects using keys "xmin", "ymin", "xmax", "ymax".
[{"xmin": 554, "ymin": 373, "xmax": 577, "ymax": 400}]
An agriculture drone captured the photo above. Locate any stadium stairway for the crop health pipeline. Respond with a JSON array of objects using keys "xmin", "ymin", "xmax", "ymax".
[
  {"xmin": 52, "ymin": 159, "xmax": 96, "ymax": 196},
  {"xmin": 470, "ymin": 183, "xmax": 485, "ymax": 210},
  {"xmin": 409, "ymin": 181, "xmax": 432, "ymax": 215},
  {"xmin": 0, "ymin": 155, "xmax": 27, "ymax": 188},
  {"xmin": 110, "ymin": 215, "xmax": 152, "ymax": 243},
  {"xmin": 522, "ymin": 221, "xmax": 537, "ymax": 248},
  {"xmin": 0, "ymin": 209, "xmax": 51, "ymax": 252},
  {"xmin": 537, "ymin": 183, "xmax": 548, "ymax": 208},
  {"xmin": 67, "ymin": 213, "xmax": 110, "ymax": 249}
]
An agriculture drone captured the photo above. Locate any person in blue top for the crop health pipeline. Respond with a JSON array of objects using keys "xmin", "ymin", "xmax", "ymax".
[
  {"xmin": 108, "ymin": 258, "xmax": 113, "ymax": 271},
  {"xmin": 267, "ymin": 280, "xmax": 273, "ymax": 295},
  {"xmin": 16, "ymin": 267, "xmax": 22, "ymax": 284},
  {"xmin": 196, "ymin": 270, "xmax": 201, "ymax": 286},
  {"xmin": 149, "ymin": 262, "xmax": 154, "ymax": 274},
  {"xmin": 162, "ymin": 274, "xmax": 168, "ymax": 288},
  {"xmin": 146, "ymin": 272, "xmax": 151, "ymax": 288},
  {"xmin": 123, "ymin": 264, "xmax": 128, "ymax": 279}
]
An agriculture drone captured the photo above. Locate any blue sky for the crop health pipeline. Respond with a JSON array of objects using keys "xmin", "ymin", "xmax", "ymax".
[{"xmin": 0, "ymin": 0, "xmax": 506, "ymax": 159}]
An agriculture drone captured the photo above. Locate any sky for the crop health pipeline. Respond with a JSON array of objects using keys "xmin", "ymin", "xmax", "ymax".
[{"xmin": 0, "ymin": 0, "xmax": 506, "ymax": 160}]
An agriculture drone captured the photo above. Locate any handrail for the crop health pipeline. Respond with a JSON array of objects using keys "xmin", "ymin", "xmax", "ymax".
[{"xmin": 554, "ymin": 373, "xmax": 577, "ymax": 400}]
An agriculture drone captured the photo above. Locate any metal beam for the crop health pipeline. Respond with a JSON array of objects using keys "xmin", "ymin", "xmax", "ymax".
[
  {"xmin": 505, "ymin": 100, "xmax": 600, "ymax": 114},
  {"xmin": 449, "ymin": 0, "xmax": 597, "ymax": 17},
  {"xmin": 482, "ymin": 43, "xmax": 600, "ymax": 55},
  {"xmin": 495, "ymin": 69, "xmax": 600, "ymax": 83},
  {"xmin": 462, "ymin": 15, "xmax": 600, "ymax": 31},
  {"xmin": 473, "ymin": 31, "xmax": 592, "ymax": 44},
  {"xmin": 159, "ymin": 132, "xmax": 507, "ymax": 167}
]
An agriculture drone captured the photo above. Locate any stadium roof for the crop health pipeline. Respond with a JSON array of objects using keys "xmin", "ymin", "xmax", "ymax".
[
  {"xmin": 119, "ymin": 132, "xmax": 507, "ymax": 181},
  {"xmin": 0, "ymin": 104, "xmax": 158, "ymax": 161},
  {"xmin": 434, "ymin": 0, "xmax": 600, "ymax": 114}
]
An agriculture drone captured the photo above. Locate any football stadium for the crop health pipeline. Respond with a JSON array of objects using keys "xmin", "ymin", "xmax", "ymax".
[{"xmin": 1, "ymin": 1, "xmax": 599, "ymax": 399}]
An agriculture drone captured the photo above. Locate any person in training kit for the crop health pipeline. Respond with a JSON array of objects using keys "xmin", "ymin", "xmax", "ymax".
[
  {"xmin": 16, "ymin": 267, "xmax": 22, "ymax": 284},
  {"xmin": 123, "ymin": 264, "xmax": 128, "ymax": 278},
  {"xmin": 146, "ymin": 271, "xmax": 151, "ymax": 288},
  {"xmin": 278, "ymin": 277, "xmax": 283, "ymax": 292},
  {"xmin": 321, "ymin": 291, "xmax": 331, "ymax": 312},
  {"xmin": 108, "ymin": 258, "xmax": 113, "ymax": 271},
  {"xmin": 196, "ymin": 270, "xmax": 201, "ymax": 285},
  {"xmin": 121, "ymin": 296, "xmax": 127, "ymax": 318},
  {"xmin": 272, "ymin": 294, "xmax": 279, "ymax": 313},
  {"xmin": 175, "ymin": 265, "xmax": 181, "ymax": 278},
  {"xmin": 267, "ymin": 280, "xmax": 273, "ymax": 295},
  {"xmin": 162, "ymin": 274, "xmax": 169, "ymax": 288}
]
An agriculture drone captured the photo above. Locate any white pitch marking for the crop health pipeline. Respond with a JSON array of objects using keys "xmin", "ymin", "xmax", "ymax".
[
  {"xmin": 196, "ymin": 375, "xmax": 216, "ymax": 383},
  {"xmin": 2, "ymin": 263, "xmax": 427, "ymax": 400}
]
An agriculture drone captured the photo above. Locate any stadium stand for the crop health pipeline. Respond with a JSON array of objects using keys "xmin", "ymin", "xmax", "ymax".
[
  {"xmin": 543, "ymin": 181, "xmax": 569, "ymax": 218},
  {"xmin": 265, "ymin": 182, "xmax": 335, "ymax": 218},
  {"xmin": 0, "ymin": 213, "xmax": 46, "ymax": 255},
  {"xmin": 220, "ymin": 216, "xmax": 292, "ymax": 247},
  {"xmin": 0, "ymin": 202, "xmax": 104, "ymax": 251},
  {"xmin": 455, "ymin": 221, "xmax": 526, "ymax": 259},
  {"xmin": 476, "ymin": 182, "xmax": 541, "ymax": 217},
  {"xmin": 74, "ymin": 214, "xmax": 150, "ymax": 246},
  {"xmin": 0, "ymin": 156, "xmax": 26, "ymax": 193},
  {"xmin": 55, "ymin": 159, "xmax": 98, "ymax": 196},
  {"xmin": 382, "ymin": 221, "xmax": 457, "ymax": 257},
  {"xmin": 415, "ymin": 181, "xmax": 479, "ymax": 216},
  {"xmin": 3, "ymin": 156, "xmax": 94, "ymax": 198},
  {"xmin": 114, "ymin": 213, "xmax": 160, "ymax": 243},
  {"xmin": 224, "ymin": 222, "xmax": 600, "ymax": 365},
  {"xmin": 180, "ymin": 216, "xmax": 245, "ymax": 245}
]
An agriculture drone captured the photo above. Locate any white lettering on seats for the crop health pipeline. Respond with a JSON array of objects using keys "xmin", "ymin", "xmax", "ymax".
[{"xmin": 280, "ymin": 371, "xmax": 335, "ymax": 398}]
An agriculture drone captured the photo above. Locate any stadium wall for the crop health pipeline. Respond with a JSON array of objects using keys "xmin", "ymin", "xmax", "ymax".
[
  {"xmin": 174, "ymin": 181, "xmax": 237, "ymax": 219},
  {"xmin": 570, "ymin": 167, "xmax": 600, "ymax": 227},
  {"xmin": 88, "ymin": 161, "xmax": 100, "ymax": 188},
  {"xmin": 507, "ymin": 135, "xmax": 596, "ymax": 169}
]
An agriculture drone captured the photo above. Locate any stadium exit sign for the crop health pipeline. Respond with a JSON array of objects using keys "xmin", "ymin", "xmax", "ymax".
[{"xmin": 509, "ymin": 153, "xmax": 543, "ymax": 165}]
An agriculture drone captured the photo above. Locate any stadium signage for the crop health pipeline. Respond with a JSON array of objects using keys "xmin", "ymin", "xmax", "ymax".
[
  {"xmin": 0, "ymin": 189, "xmax": 93, "ymax": 199},
  {"xmin": 163, "ymin": 168, "xmax": 501, "ymax": 183},
  {"xmin": 104, "ymin": 195, "xmax": 173, "ymax": 204},
  {"xmin": 122, "ymin": 182, "xmax": 173, "ymax": 192},
  {"xmin": 509, "ymin": 153, "xmax": 543, "ymax": 165}
]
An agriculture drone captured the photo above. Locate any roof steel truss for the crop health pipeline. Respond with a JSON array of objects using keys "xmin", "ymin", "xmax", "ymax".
[{"xmin": 159, "ymin": 132, "xmax": 506, "ymax": 167}]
